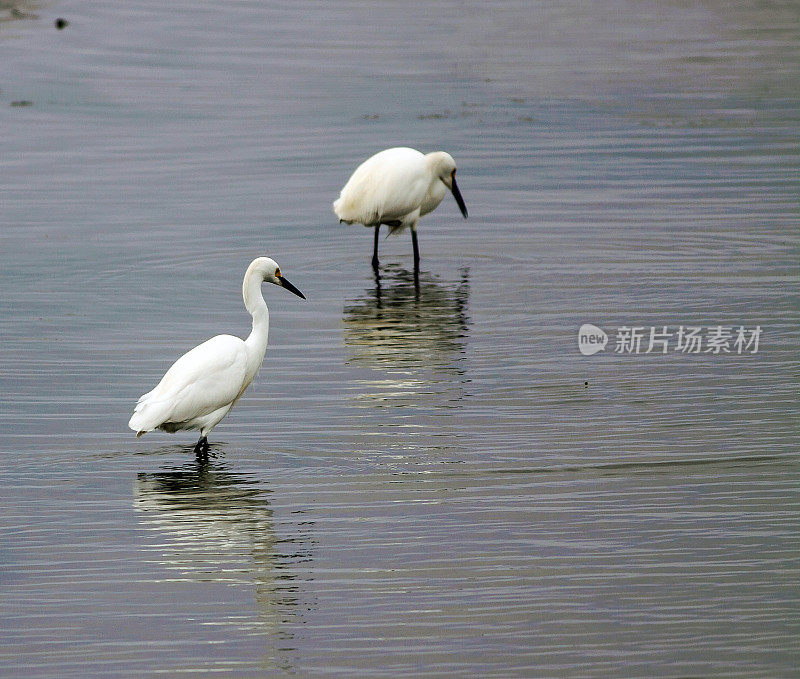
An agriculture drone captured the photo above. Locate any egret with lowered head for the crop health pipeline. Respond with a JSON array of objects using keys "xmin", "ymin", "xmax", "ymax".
[
  {"xmin": 333, "ymin": 147, "xmax": 468, "ymax": 270},
  {"xmin": 128, "ymin": 257, "xmax": 305, "ymax": 454}
]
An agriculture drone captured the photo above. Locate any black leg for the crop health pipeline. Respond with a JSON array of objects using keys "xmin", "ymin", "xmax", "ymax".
[
  {"xmin": 411, "ymin": 229, "xmax": 420, "ymax": 271},
  {"xmin": 193, "ymin": 436, "xmax": 208, "ymax": 456},
  {"xmin": 372, "ymin": 225, "xmax": 380, "ymax": 269},
  {"xmin": 372, "ymin": 264, "xmax": 382, "ymax": 303}
]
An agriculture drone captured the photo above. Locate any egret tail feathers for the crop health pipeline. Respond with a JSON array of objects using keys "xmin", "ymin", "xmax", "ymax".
[{"xmin": 128, "ymin": 396, "xmax": 174, "ymax": 435}]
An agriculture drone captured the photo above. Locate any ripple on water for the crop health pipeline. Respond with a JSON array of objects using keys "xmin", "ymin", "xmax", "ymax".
[{"xmin": 1, "ymin": 0, "xmax": 799, "ymax": 676}]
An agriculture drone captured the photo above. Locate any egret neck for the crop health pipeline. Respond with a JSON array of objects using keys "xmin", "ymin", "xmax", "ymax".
[{"xmin": 242, "ymin": 261, "xmax": 271, "ymax": 378}]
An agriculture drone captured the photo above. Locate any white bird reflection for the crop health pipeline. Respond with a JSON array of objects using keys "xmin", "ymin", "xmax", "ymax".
[
  {"xmin": 135, "ymin": 450, "xmax": 309, "ymax": 663},
  {"xmin": 342, "ymin": 266, "xmax": 470, "ymax": 409}
]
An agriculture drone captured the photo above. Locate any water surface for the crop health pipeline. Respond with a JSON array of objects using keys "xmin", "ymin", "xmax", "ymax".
[{"xmin": 1, "ymin": 1, "xmax": 798, "ymax": 676}]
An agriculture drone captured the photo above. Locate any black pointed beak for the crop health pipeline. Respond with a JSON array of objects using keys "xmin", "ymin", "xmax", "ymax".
[
  {"xmin": 451, "ymin": 176, "xmax": 468, "ymax": 218},
  {"xmin": 278, "ymin": 276, "xmax": 305, "ymax": 299}
]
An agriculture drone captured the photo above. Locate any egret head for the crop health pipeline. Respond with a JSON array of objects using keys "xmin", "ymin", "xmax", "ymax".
[
  {"xmin": 250, "ymin": 257, "xmax": 306, "ymax": 299},
  {"xmin": 427, "ymin": 151, "xmax": 468, "ymax": 219}
]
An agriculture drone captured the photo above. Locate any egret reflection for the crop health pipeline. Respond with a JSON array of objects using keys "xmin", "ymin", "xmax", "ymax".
[
  {"xmin": 135, "ymin": 450, "xmax": 308, "ymax": 653},
  {"xmin": 342, "ymin": 265, "xmax": 470, "ymax": 408}
]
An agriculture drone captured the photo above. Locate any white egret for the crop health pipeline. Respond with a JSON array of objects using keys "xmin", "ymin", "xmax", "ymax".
[
  {"xmin": 333, "ymin": 147, "xmax": 468, "ymax": 270},
  {"xmin": 128, "ymin": 257, "xmax": 305, "ymax": 453}
]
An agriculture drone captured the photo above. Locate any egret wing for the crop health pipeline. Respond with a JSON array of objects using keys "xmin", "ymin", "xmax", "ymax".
[
  {"xmin": 130, "ymin": 335, "xmax": 248, "ymax": 431},
  {"xmin": 334, "ymin": 148, "xmax": 428, "ymax": 225}
]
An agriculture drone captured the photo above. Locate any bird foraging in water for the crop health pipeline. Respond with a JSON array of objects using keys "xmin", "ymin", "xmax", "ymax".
[
  {"xmin": 333, "ymin": 147, "xmax": 468, "ymax": 271},
  {"xmin": 128, "ymin": 257, "xmax": 305, "ymax": 454}
]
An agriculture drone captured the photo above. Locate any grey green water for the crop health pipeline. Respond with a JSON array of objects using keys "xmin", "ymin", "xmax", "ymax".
[{"xmin": 1, "ymin": 1, "xmax": 798, "ymax": 676}]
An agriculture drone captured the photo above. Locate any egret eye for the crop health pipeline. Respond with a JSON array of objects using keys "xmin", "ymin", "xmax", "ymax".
[{"xmin": 275, "ymin": 268, "xmax": 282, "ymax": 278}]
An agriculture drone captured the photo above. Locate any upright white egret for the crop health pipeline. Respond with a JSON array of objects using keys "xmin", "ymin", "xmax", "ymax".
[
  {"xmin": 333, "ymin": 147, "xmax": 468, "ymax": 270},
  {"xmin": 128, "ymin": 257, "xmax": 305, "ymax": 453}
]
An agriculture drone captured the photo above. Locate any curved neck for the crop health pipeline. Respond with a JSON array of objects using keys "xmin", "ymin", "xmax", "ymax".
[{"xmin": 242, "ymin": 267, "xmax": 270, "ymax": 357}]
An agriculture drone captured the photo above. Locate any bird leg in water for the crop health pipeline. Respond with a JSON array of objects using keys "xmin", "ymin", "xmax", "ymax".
[
  {"xmin": 372, "ymin": 225, "xmax": 380, "ymax": 269},
  {"xmin": 411, "ymin": 229, "xmax": 420, "ymax": 272},
  {"xmin": 372, "ymin": 265, "xmax": 382, "ymax": 303},
  {"xmin": 193, "ymin": 436, "xmax": 209, "ymax": 456}
]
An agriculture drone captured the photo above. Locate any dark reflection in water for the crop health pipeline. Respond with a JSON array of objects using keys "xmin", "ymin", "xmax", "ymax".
[
  {"xmin": 342, "ymin": 265, "xmax": 470, "ymax": 410},
  {"xmin": 344, "ymin": 265, "xmax": 470, "ymax": 371},
  {"xmin": 135, "ymin": 448, "xmax": 309, "ymax": 670}
]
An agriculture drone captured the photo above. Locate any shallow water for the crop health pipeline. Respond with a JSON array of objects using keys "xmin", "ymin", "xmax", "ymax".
[{"xmin": 1, "ymin": 1, "xmax": 799, "ymax": 676}]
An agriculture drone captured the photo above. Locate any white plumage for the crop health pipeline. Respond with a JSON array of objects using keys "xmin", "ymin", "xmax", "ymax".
[
  {"xmin": 128, "ymin": 257, "xmax": 305, "ymax": 452},
  {"xmin": 333, "ymin": 147, "xmax": 468, "ymax": 269}
]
